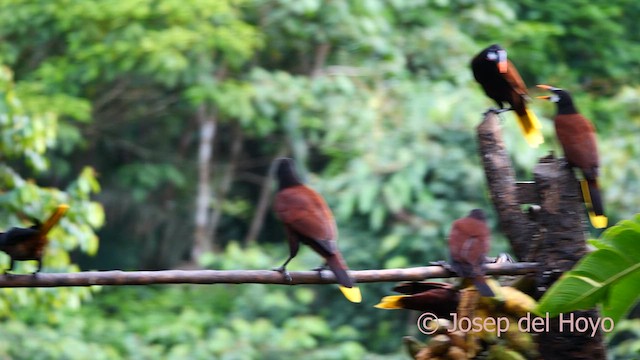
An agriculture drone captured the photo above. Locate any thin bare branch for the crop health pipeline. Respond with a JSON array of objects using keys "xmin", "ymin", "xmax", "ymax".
[{"xmin": 0, "ymin": 262, "xmax": 538, "ymax": 288}]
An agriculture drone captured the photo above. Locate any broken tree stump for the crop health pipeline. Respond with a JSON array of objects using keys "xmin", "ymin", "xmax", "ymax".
[{"xmin": 477, "ymin": 111, "xmax": 606, "ymax": 360}]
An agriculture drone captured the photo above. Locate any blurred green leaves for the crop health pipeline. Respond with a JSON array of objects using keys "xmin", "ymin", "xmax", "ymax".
[
  {"xmin": 0, "ymin": 64, "xmax": 103, "ymax": 315},
  {"xmin": 0, "ymin": 0, "xmax": 639, "ymax": 357},
  {"xmin": 536, "ymin": 214, "xmax": 640, "ymax": 323}
]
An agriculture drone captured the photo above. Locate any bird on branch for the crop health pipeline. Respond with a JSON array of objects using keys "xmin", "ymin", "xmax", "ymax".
[
  {"xmin": 375, "ymin": 281, "xmax": 459, "ymax": 318},
  {"xmin": 0, "ymin": 204, "xmax": 69, "ymax": 274},
  {"xmin": 471, "ymin": 44, "xmax": 544, "ymax": 148},
  {"xmin": 537, "ymin": 84, "xmax": 608, "ymax": 228},
  {"xmin": 272, "ymin": 158, "xmax": 361, "ymax": 303},
  {"xmin": 448, "ymin": 209, "xmax": 495, "ymax": 297}
]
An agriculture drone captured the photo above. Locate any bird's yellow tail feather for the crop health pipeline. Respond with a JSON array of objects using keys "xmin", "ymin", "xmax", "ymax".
[
  {"xmin": 580, "ymin": 180, "xmax": 608, "ymax": 228},
  {"xmin": 373, "ymin": 295, "xmax": 406, "ymax": 309},
  {"xmin": 39, "ymin": 204, "xmax": 70, "ymax": 236},
  {"xmin": 339, "ymin": 286, "xmax": 362, "ymax": 303},
  {"xmin": 516, "ymin": 108, "xmax": 544, "ymax": 148}
]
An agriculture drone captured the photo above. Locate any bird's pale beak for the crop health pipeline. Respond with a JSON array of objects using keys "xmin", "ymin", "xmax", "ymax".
[
  {"xmin": 536, "ymin": 95, "xmax": 551, "ymax": 100},
  {"xmin": 536, "ymin": 84, "xmax": 557, "ymax": 91},
  {"xmin": 497, "ymin": 50, "xmax": 508, "ymax": 73}
]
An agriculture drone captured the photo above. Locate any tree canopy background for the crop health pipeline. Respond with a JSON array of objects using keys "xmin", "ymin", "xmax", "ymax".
[{"xmin": 1, "ymin": 0, "xmax": 639, "ymax": 358}]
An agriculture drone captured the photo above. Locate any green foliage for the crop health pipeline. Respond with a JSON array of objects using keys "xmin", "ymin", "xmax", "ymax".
[
  {"xmin": 512, "ymin": 0, "xmax": 640, "ymax": 89},
  {"xmin": 0, "ymin": 65, "xmax": 103, "ymax": 315},
  {"xmin": 0, "ymin": 66, "xmax": 58, "ymax": 170},
  {"xmin": 536, "ymin": 214, "xmax": 640, "ymax": 322},
  {"xmin": 608, "ymin": 319, "xmax": 640, "ymax": 360},
  {"xmin": 1, "ymin": 0, "xmax": 640, "ymax": 357}
]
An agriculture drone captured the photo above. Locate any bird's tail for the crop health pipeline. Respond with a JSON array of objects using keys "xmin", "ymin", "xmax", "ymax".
[
  {"xmin": 580, "ymin": 179, "xmax": 608, "ymax": 228},
  {"xmin": 326, "ymin": 254, "xmax": 362, "ymax": 303},
  {"xmin": 374, "ymin": 295, "xmax": 406, "ymax": 309},
  {"xmin": 39, "ymin": 204, "xmax": 70, "ymax": 236},
  {"xmin": 473, "ymin": 276, "xmax": 495, "ymax": 297},
  {"xmin": 515, "ymin": 108, "xmax": 544, "ymax": 148}
]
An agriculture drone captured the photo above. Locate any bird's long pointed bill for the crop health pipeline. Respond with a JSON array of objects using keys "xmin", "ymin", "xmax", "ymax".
[
  {"xmin": 39, "ymin": 204, "xmax": 70, "ymax": 235},
  {"xmin": 536, "ymin": 95, "xmax": 551, "ymax": 100},
  {"xmin": 580, "ymin": 180, "xmax": 608, "ymax": 228},
  {"xmin": 497, "ymin": 50, "xmax": 508, "ymax": 73},
  {"xmin": 339, "ymin": 286, "xmax": 362, "ymax": 303},
  {"xmin": 373, "ymin": 295, "xmax": 404, "ymax": 309}
]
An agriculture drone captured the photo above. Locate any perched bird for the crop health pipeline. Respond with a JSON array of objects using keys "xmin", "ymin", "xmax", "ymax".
[
  {"xmin": 449, "ymin": 209, "xmax": 494, "ymax": 297},
  {"xmin": 374, "ymin": 281, "xmax": 459, "ymax": 318},
  {"xmin": 471, "ymin": 44, "xmax": 544, "ymax": 147},
  {"xmin": 272, "ymin": 158, "xmax": 361, "ymax": 303},
  {"xmin": 537, "ymin": 84, "xmax": 608, "ymax": 228},
  {"xmin": 0, "ymin": 204, "xmax": 70, "ymax": 274}
]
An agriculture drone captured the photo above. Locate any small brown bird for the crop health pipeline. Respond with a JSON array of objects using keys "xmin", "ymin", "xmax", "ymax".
[
  {"xmin": 448, "ymin": 209, "xmax": 494, "ymax": 297},
  {"xmin": 471, "ymin": 44, "xmax": 543, "ymax": 147},
  {"xmin": 374, "ymin": 281, "xmax": 459, "ymax": 318},
  {"xmin": 0, "ymin": 204, "xmax": 69, "ymax": 274},
  {"xmin": 537, "ymin": 84, "xmax": 607, "ymax": 228},
  {"xmin": 272, "ymin": 158, "xmax": 361, "ymax": 303}
]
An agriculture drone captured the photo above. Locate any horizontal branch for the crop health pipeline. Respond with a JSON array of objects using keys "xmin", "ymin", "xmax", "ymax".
[{"xmin": 0, "ymin": 262, "xmax": 538, "ymax": 288}]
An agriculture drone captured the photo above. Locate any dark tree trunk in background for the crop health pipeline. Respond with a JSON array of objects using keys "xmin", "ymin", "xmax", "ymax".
[{"xmin": 477, "ymin": 111, "xmax": 606, "ymax": 360}]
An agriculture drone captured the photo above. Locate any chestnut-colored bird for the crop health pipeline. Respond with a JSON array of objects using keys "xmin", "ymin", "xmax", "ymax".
[
  {"xmin": 449, "ymin": 209, "xmax": 494, "ymax": 297},
  {"xmin": 537, "ymin": 85, "xmax": 607, "ymax": 228},
  {"xmin": 375, "ymin": 281, "xmax": 459, "ymax": 318},
  {"xmin": 0, "ymin": 204, "xmax": 69, "ymax": 274},
  {"xmin": 272, "ymin": 158, "xmax": 361, "ymax": 303},
  {"xmin": 471, "ymin": 44, "xmax": 544, "ymax": 147}
]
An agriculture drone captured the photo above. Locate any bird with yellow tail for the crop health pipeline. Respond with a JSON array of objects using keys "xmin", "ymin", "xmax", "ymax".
[
  {"xmin": 272, "ymin": 158, "xmax": 361, "ymax": 303},
  {"xmin": 536, "ymin": 84, "xmax": 608, "ymax": 228},
  {"xmin": 376, "ymin": 282, "xmax": 539, "ymax": 359},
  {"xmin": 0, "ymin": 204, "xmax": 70, "ymax": 274},
  {"xmin": 374, "ymin": 281, "xmax": 459, "ymax": 318},
  {"xmin": 471, "ymin": 44, "xmax": 544, "ymax": 148}
]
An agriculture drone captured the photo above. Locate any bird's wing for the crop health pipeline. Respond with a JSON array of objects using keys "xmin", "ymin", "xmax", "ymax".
[
  {"xmin": 393, "ymin": 281, "xmax": 456, "ymax": 295},
  {"xmin": 449, "ymin": 218, "xmax": 490, "ymax": 266},
  {"xmin": 0, "ymin": 227, "xmax": 40, "ymax": 246},
  {"xmin": 502, "ymin": 60, "xmax": 529, "ymax": 97},
  {"xmin": 555, "ymin": 114, "xmax": 599, "ymax": 172},
  {"xmin": 274, "ymin": 186, "xmax": 337, "ymax": 243}
]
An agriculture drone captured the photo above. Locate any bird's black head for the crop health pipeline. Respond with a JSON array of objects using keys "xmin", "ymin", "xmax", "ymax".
[
  {"xmin": 468, "ymin": 209, "xmax": 486, "ymax": 222},
  {"xmin": 481, "ymin": 44, "xmax": 508, "ymax": 73},
  {"xmin": 274, "ymin": 157, "xmax": 303, "ymax": 190},
  {"xmin": 536, "ymin": 85, "xmax": 578, "ymax": 114}
]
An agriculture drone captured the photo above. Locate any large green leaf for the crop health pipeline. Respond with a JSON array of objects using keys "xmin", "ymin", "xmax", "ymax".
[{"xmin": 536, "ymin": 214, "xmax": 640, "ymax": 322}]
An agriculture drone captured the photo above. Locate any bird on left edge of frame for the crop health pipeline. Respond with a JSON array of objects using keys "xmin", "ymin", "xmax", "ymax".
[
  {"xmin": 471, "ymin": 44, "xmax": 544, "ymax": 148},
  {"xmin": 0, "ymin": 204, "xmax": 70, "ymax": 274},
  {"xmin": 272, "ymin": 157, "xmax": 361, "ymax": 303}
]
